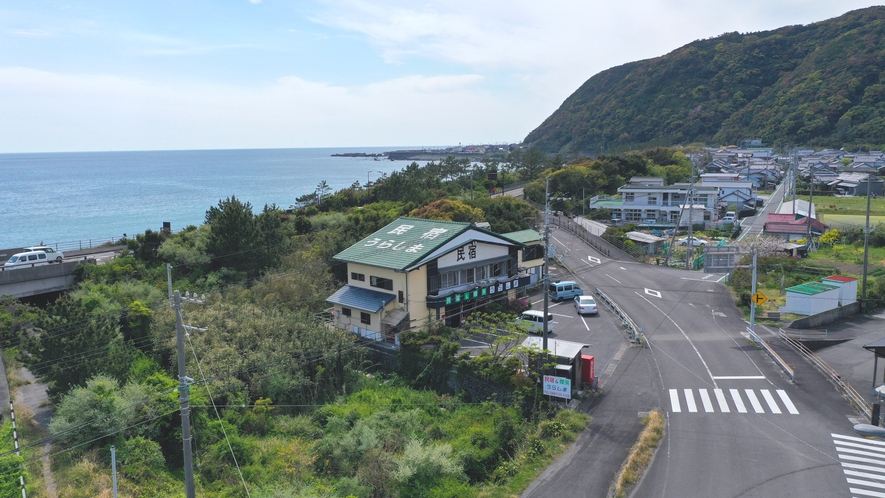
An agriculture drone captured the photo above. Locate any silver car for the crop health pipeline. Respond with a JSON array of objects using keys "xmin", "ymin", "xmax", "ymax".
[{"xmin": 574, "ymin": 295, "xmax": 598, "ymax": 315}]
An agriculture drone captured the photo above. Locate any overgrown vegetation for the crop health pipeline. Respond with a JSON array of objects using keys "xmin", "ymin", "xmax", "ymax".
[{"xmin": 3, "ymin": 152, "xmax": 666, "ymax": 496}]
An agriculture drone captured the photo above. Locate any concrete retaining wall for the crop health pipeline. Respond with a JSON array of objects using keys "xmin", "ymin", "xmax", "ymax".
[{"xmin": 788, "ymin": 301, "xmax": 861, "ymax": 329}]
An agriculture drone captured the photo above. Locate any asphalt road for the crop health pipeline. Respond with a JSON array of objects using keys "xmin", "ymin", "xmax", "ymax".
[{"xmin": 523, "ymin": 209, "xmax": 865, "ymax": 497}]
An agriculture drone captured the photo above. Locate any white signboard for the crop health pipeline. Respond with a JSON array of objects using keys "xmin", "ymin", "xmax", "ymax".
[
  {"xmin": 437, "ymin": 241, "xmax": 508, "ymax": 269},
  {"xmin": 543, "ymin": 375, "xmax": 571, "ymax": 399}
]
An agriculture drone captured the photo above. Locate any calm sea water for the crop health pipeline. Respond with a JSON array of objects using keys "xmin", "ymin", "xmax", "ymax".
[{"xmin": 0, "ymin": 147, "xmax": 428, "ymax": 249}]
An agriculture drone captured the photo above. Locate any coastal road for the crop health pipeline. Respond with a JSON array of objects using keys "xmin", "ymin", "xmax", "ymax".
[{"xmin": 528, "ymin": 220, "xmax": 864, "ymax": 497}]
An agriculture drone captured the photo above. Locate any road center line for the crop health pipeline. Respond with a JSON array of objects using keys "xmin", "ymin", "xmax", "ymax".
[
  {"xmin": 606, "ymin": 274, "xmax": 622, "ymax": 284},
  {"xmin": 636, "ymin": 291, "xmax": 718, "ymax": 388}
]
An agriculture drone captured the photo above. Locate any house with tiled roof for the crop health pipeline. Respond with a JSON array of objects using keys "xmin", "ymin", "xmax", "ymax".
[
  {"xmin": 763, "ymin": 213, "xmax": 828, "ymax": 240},
  {"xmin": 326, "ymin": 217, "xmax": 539, "ymax": 343}
]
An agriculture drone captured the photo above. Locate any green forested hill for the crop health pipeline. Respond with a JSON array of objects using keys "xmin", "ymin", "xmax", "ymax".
[{"xmin": 525, "ymin": 7, "xmax": 885, "ymax": 153}]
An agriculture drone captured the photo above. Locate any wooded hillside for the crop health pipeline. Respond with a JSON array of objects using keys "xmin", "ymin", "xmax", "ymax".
[{"xmin": 525, "ymin": 7, "xmax": 885, "ymax": 153}]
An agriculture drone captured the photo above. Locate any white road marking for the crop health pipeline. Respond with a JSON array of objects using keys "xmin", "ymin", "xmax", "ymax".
[
  {"xmin": 698, "ymin": 389, "xmax": 714, "ymax": 412},
  {"xmin": 744, "ymin": 389, "xmax": 764, "ymax": 413},
  {"xmin": 684, "ymin": 389, "xmax": 697, "ymax": 412},
  {"xmin": 619, "ymin": 267, "xmax": 626, "ymax": 270},
  {"xmin": 606, "ymin": 274, "xmax": 622, "ymax": 284},
  {"xmin": 776, "ymin": 390, "xmax": 799, "ymax": 414},
  {"xmin": 579, "ymin": 315, "xmax": 589, "ymax": 331},
  {"xmin": 760, "ymin": 390, "xmax": 781, "ymax": 414},
  {"xmin": 588, "ymin": 256, "xmax": 601, "ymax": 264},
  {"xmin": 712, "ymin": 376, "xmax": 765, "ymax": 380},
  {"xmin": 645, "ymin": 288, "xmax": 661, "ymax": 298},
  {"xmin": 730, "ymin": 389, "xmax": 747, "ymax": 413},
  {"xmin": 714, "ymin": 389, "xmax": 730, "ymax": 412},
  {"xmin": 669, "ymin": 389, "xmax": 681, "ymax": 412}
]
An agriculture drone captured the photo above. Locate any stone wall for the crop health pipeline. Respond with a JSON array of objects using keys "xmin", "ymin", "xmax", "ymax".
[{"xmin": 788, "ymin": 301, "xmax": 861, "ymax": 329}]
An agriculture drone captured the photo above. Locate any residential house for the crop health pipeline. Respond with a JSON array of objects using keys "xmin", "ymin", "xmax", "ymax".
[
  {"xmin": 326, "ymin": 217, "xmax": 538, "ymax": 343},
  {"xmin": 763, "ymin": 213, "xmax": 828, "ymax": 240}
]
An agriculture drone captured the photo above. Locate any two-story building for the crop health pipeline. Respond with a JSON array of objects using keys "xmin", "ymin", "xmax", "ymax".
[
  {"xmin": 326, "ymin": 217, "xmax": 543, "ymax": 343},
  {"xmin": 602, "ymin": 177, "xmax": 720, "ymax": 226}
]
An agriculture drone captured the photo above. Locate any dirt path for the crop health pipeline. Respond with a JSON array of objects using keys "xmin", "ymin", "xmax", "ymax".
[{"xmin": 13, "ymin": 368, "xmax": 56, "ymax": 498}]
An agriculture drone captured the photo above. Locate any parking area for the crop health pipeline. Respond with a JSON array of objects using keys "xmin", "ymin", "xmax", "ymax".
[{"xmin": 456, "ymin": 285, "xmax": 634, "ymax": 389}]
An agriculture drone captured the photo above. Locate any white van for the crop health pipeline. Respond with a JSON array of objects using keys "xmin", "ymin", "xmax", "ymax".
[
  {"xmin": 4, "ymin": 251, "xmax": 50, "ymax": 270},
  {"xmin": 517, "ymin": 310, "xmax": 555, "ymax": 334},
  {"xmin": 23, "ymin": 246, "xmax": 64, "ymax": 262}
]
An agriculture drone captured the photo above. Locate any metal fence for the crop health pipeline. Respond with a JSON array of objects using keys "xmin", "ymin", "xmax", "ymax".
[
  {"xmin": 779, "ymin": 328, "xmax": 872, "ymax": 419},
  {"xmin": 747, "ymin": 329, "xmax": 795, "ymax": 382},
  {"xmin": 595, "ymin": 287, "xmax": 643, "ymax": 345}
]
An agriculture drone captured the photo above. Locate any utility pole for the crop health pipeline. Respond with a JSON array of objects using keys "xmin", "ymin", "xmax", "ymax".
[
  {"xmin": 174, "ymin": 290, "xmax": 205, "ymax": 498},
  {"xmin": 807, "ymin": 167, "xmax": 815, "ymax": 247},
  {"xmin": 863, "ymin": 172, "xmax": 873, "ymax": 312},
  {"xmin": 749, "ymin": 250, "xmax": 758, "ymax": 341},
  {"xmin": 543, "ymin": 178, "xmax": 551, "ymax": 354},
  {"xmin": 686, "ymin": 163, "xmax": 696, "ymax": 270}
]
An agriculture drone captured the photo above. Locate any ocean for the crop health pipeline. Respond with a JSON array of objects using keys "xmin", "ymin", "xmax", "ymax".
[{"xmin": 0, "ymin": 147, "xmax": 429, "ymax": 250}]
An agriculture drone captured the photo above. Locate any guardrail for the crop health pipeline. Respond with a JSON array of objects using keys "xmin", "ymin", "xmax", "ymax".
[
  {"xmin": 595, "ymin": 287, "xmax": 643, "ymax": 345},
  {"xmin": 779, "ymin": 328, "xmax": 871, "ymax": 419},
  {"xmin": 747, "ymin": 328, "xmax": 795, "ymax": 382}
]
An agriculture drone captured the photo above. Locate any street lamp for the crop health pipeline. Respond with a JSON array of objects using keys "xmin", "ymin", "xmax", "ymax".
[{"xmin": 367, "ymin": 170, "xmax": 383, "ymax": 187}]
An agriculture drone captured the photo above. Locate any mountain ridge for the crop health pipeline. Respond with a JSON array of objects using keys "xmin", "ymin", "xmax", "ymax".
[{"xmin": 525, "ymin": 6, "xmax": 885, "ymax": 153}]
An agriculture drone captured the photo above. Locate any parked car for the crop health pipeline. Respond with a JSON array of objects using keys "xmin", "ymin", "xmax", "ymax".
[
  {"xmin": 23, "ymin": 245, "xmax": 64, "ymax": 262},
  {"xmin": 574, "ymin": 295, "xmax": 598, "ymax": 315},
  {"xmin": 4, "ymin": 251, "xmax": 50, "ymax": 270},
  {"xmin": 516, "ymin": 310, "xmax": 555, "ymax": 334},
  {"xmin": 548, "ymin": 280, "xmax": 583, "ymax": 302},
  {"xmin": 676, "ymin": 237, "xmax": 707, "ymax": 246}
]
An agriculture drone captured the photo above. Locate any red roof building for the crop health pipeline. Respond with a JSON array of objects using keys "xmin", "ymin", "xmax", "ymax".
[{"xmin": 763, "ymin": 213, "xmax": 828, "ymax": 240}]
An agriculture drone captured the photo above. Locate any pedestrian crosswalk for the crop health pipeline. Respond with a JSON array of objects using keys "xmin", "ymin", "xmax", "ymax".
[
  {"xmin": 668, "ymin": 388, "xmax": 799, "ymax": 415},
  {"xmin": 832, "ymin": 433, "xmax": 885, "ymax": 497}
]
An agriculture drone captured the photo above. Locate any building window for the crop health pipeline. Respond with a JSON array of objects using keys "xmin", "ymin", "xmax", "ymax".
[
  {"xmin": 341, "ymin": 307, "xmax": 352, "ymax": 317},
  {"xmin": 360, "ymin": 312, "xmax": 371, "ymax": 325},
  {"xmin": 350, "ymin": 272, "xmax": 365, "ymax": 282},
  {"xmin": 647, "ymin": 195, "xmax": 657, "ymax": 205},
  {"xmin": 624, "ymin": 192, "xmax": 635, "ymax": 202},
  {"xmin": 398, "ymin": 291, "xmax": 404, "ymax": 304},
  {"xmin": 625, "ymin": 209, "xmax": 642, "ymax": 221},
  {"xmin": 370, "ymin": 276, "xmax": 394, "ymax": 291}
]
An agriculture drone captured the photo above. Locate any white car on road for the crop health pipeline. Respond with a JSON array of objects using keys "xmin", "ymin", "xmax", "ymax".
[
  {"xmin": 23, "ymin": 245, "xmax": 64, "ymax": 262},
  {"xmin": 676, "ymin": 237, "xmax": 707, "ymax": 247},
  {"xmin": 574, "ymin": 295, "xmax": 598, "ymax": 315}
]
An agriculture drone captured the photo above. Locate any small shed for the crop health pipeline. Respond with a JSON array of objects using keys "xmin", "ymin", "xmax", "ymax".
[
  {"xmin": 625, "ymin": 231, "xmax": 668, "ymax": 255},
  {"xmin": 780, "ymin": 282, "xmax": 840, "ymax": 316},
  {"xmin": 821, "ymin": 275, "xmax": 858, "ymax": 306},
  {"xmin": 522, "ymin": 337, "xmax": 591, "ymax": 390}
]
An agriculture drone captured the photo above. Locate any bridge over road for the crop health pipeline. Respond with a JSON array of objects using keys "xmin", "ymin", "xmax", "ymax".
[{"xmin": 0, "ymin": 246, "xmax": 124, "ymax": 299}]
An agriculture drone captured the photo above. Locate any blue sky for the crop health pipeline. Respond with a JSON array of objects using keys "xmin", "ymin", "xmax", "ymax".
[{"xmin": 1, "ymin": 1, "xmax": 880, "ymax": 152}]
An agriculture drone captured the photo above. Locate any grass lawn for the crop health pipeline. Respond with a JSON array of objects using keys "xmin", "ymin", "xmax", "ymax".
[{"xmin": 800, "ymin": 194, "xmax": 885, "ymax": 216}]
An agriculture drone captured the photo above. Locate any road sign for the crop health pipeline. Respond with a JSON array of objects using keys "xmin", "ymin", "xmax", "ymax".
[{"xmin": 751, "ymin": 291, "xmax": 768, "ymax": 305}]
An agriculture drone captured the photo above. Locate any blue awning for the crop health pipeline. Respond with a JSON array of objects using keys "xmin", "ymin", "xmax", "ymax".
[{"xmin": 326, "ymin": 285, "xmax": 395, "ymax": 313}]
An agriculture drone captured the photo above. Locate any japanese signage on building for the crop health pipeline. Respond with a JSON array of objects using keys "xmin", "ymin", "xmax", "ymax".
[
  {"xmin": 361, "ymin": 223, "xmax": 449, "ymax": 254},
  {"xmin": 425, "ymin": 275, "xmax": 532, "ymax": 309},
  {"xmin": 437, "ymin": 240, "xmax": 508, "ymax": 269},
  {"xmin": 543, "ymin": 375, "xmax": 571, "ymax": 399}
]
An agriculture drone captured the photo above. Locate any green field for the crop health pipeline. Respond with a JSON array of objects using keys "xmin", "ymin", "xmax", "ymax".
[
  {"xmin": 801, "ymin": 194, "xmax": 885, "ymax": 215},
  {"xmin": 818, "ymin": 213, "xmax": 885, "ymax": 228}
]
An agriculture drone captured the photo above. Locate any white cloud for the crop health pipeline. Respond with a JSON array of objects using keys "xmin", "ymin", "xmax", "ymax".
[{"xmin": 0, "ymin": 67, "xmax": 522, "ymax": 151}]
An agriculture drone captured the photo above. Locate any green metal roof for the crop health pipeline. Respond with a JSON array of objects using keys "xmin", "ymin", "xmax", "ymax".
[
  {"xmin": 785, "ymin": 282, "xmax": 839, "ymax": 295},
  {"xmin": 501, "ymin": 229, "xmax": 542, "ymax": 244},
  {"xmin": 333, "ymin": 217, "xmax": 521, "ymax": 270}
]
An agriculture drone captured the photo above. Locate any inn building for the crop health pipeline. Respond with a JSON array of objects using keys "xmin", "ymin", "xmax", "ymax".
[{"xmin": 325, "ymin": 217, "xmax": 544, "ymax": 344}]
